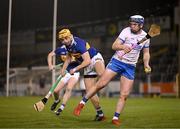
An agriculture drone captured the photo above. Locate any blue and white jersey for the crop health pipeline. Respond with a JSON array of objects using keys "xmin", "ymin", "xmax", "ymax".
[
  {"xmin": 65, "ymin": 36, "xmax": 98, "ymax": 63},
  {"xmin": 113, "ymin": 27, "xmax": 150, "ymax": 66}
]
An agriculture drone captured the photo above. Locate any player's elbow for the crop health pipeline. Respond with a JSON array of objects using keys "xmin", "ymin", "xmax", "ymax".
[
  {"xmin": 82, "ymin": 59, "xmax": 91, "ymax": 68},
  {"xmin": 48, "ymin": 52, "xmax": 54, "ymax": 58},
  {"xmin": 112, "ymin": 44, "xmax": 116, "ymax": 50},
  {"xmin": 86, "ymin": 59, "xmax": 91, "ymax": 66},
  {"xmin": 112, "ymin": 39, "xmax": 122, "ymax": 50}
]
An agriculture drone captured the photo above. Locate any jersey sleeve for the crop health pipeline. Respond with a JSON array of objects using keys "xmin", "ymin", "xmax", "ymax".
[
  {"xmin": 118, "ymin": 28, "xmax": 127, "ymax": 43},
  {"xmin": 143, "ymin": 39, "xmax": 150, "ymax": 48}
]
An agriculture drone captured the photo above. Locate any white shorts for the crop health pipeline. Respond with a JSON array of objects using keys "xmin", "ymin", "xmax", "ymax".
[
  {"xmin": 84, "ymin": 53, "xmax": 104, "ymax": 76},
  {"xmin": 61, "ymin": 72, "xmax": 80, "ymax": 84}
]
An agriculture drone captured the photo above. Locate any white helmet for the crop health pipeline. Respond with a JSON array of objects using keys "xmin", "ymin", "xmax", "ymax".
[{"xmin": 129, "ymin": 15, "xmax": 144, "ymax": 24}]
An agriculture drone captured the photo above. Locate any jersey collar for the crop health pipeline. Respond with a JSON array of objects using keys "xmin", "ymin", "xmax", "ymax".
[{"xmin": 69, "ymin": 36, "xmax": 75, "ymax": 47}]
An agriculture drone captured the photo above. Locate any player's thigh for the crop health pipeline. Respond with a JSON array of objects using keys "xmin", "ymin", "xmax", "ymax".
[
  {"xmin": 54, "ymin": 73, "xmax": 71, "ymax": 92},
  {"xmin": 94, "ymin": 60, "xmax": 105, "ymax": 76},
  {"xmin": 66, "ymin": 77, "xmax": 79, "ymax": 90},
  {"xmin": 120, "ymin": 76, "xmax": 134, "ymax": 95}
]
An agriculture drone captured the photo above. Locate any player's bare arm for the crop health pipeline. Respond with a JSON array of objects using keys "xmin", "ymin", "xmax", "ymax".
[
  {"xmin": 47, "ymin": 51, "xmax": 56, "ymax": 70},
  {"xmin": 61, "ymin": 54, "xmax": 71, "ymax": 75},
  {"xmin": 143, "ymin": 47, "xmax": 151, "ymax": 72},
  {"xmin": 70, "ymin": 51, "xmax": 91, "ymax": 74},
  {"xmin": 112, "ymin": 38, "xmax": 131, "ymax": 53}
]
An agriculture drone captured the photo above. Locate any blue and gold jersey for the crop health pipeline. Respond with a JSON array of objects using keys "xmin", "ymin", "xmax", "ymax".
[
  {"xmin": 66, "ymin": 37, "xmax": 98, "ymax": 63},
  {"xmin": 66, "ymin": 61, "xmax": 79, "ymax": 72},
  {"xmin": 54, "ymin": 45, "xmax": 79, "ymax": 72}
]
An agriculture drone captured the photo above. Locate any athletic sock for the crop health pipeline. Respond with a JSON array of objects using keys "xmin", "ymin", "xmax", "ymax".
[
  {"xmin": 96, "ymin": 107, "xmax": 104, "ymax": 117},
  {"xmin": 113, "ymin": 112, "xmax": 120, "ymax": 120},
  {"xmin": 80, "ymin": 97, "xmax": 88, "ymax": 105},
  {"xmin": 60, "ymin": 104, "xmax": 65, "ymax": 111}
]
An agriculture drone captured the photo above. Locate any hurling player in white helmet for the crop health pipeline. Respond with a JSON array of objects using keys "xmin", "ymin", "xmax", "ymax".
[{"xmin": 73, "ymin": 15, "xmax": 151, "ymax": 126}]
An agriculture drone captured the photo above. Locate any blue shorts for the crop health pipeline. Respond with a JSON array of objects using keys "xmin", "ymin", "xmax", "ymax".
[{"xmin": 106, "ymin": 58, "xmax": 135, "ymax": 80}]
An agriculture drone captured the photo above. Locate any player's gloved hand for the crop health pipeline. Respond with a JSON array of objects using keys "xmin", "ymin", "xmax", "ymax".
[
  {"xmin": 70, "ymin": 68, "xmax": 76, "ymax": 75},
  {"xmin": 49, "ymin": 65, "xmax": 55, "ymax": 71},
  {"xmin": 144, "ymin": 66, "xmax": 151, "ymax": 74}
]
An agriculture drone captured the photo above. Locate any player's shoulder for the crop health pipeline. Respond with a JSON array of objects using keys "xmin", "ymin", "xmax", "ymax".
[
  {"xmin": 140, "ymin": 29, "xmax": 147, "ymax": 36},
  {"xmin": 73, "ymin": 36, "xmax": 87, "ymax": 50},
  {"xmin": 123, "ymin": 27, "xmax": 131, "ymax": 31},
  {"xmin": 121, "ymin": 27, "xmax": 131, "ymax": 33},
  {"xmin": 74, "ymin": 36, "xmax": 86, "ymax": 44}
]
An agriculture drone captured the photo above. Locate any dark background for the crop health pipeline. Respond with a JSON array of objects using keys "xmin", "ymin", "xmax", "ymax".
[{"xmin": 0, "ymin": 0, "xmax": 177, "ymax": 33}]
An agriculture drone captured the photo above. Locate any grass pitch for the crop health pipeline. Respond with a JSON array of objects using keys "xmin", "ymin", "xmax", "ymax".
[{"xmin": 0, "ymin": 96, "xmax": 180, "ymax": 128}]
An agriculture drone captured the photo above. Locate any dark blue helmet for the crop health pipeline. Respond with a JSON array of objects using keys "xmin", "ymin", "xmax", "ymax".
[{"xmin": 55, "ymin": 45, "xmax": 67, "ymax": 56}]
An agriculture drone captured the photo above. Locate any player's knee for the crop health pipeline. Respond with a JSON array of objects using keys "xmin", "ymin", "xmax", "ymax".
[
  {"xmin": 120, "ymin": 94, "xmax": 129, "ymax": 101},
  {"xmin": 66, "ymin": 88, "xmax": 72, "ymax": 93}
]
